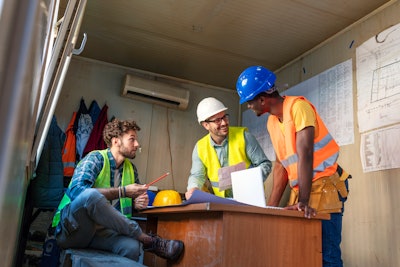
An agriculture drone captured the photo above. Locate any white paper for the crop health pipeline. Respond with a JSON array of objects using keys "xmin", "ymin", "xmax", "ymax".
[
  {"xmin": 242, "ymin": 109, "xmax": 276, "ymax": 161},
  {"xmin": 356, "ymin": 23, "xmax": 400, "ymax": 133},
  {"xmin": 360, "ymin": 124, "xmax": 400, "ymax": 172}
]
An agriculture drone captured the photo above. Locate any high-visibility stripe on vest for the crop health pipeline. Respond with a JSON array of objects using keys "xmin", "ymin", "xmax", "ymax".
[
  {"xmin": 197, "ymin": 127, "xmax": 251, "ymax": 197},
  {"xmin": 62, "ymin": 112, "xmax": 77, "ymax": 176},
  {"xmin": 52, "ymin": 149, "xmax": 135, "ymax": 227},
  {"xmin": 267, "ymin": 96, "xmax": 339, "ymax": 188}
]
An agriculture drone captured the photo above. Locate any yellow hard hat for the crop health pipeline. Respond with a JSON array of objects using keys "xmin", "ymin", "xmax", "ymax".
[{"xmin": 152, "ymin": 190, "xmax": 182, "ymax": 206}]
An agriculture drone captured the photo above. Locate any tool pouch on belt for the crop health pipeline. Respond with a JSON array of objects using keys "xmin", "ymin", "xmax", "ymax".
[{"xmin": 288, "ymin": 168, "xmax": 350, "ymax": 214}]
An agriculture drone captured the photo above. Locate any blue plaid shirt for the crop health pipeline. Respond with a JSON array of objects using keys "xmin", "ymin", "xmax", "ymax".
[{"xmin": 66, "ymin": 148, "xmax": 141, "ymax": 202}]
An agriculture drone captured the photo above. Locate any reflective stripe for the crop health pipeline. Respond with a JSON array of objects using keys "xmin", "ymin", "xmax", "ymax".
[
  {"xmin": 281, "ymin": 154, "xmax": 298, "ymax": 168},
  {"xmin": 211, "ymin": 181, "xmax": 219, "ymax": 187},
  {"xmin": 313, "ymin": 152, "xmax": 339, "ymax": 173},
  {"xmin": 282, "ymin": 133, "xmax": 336, "ymax": 169},
  {"xmin": 289, "ymin": 152, "xmax": 339, "ymax": 188},
  {"xmin": 314, "ymin": 133, "xmax": 334, "ymax": 151},
  {"xmin": 63, "ymin": 162, "xmax": 75, "ymax": 168}
]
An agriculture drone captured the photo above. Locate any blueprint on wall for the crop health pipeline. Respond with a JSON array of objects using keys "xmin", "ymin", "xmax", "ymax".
[
  {"xmin": 356, "ymin": 23, "xmax": 400, "ymax": 172},
  {"xmin": 356, "ymin": 23, "xmax": 400, "ymax": 133}
]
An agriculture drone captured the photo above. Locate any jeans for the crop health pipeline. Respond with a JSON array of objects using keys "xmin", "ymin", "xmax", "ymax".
[
  {"xmin": 322, "ymin": 179, "xmax": 349, "ymax": 267},
  {"xmin": 56, "ymin": 188, "xmax": 143, "ymax": 261}
]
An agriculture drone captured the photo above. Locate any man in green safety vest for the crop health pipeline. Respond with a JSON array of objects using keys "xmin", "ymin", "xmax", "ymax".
[{"xmin": 52, "ymin": 119, "xmax": 184, "ymax": 262}]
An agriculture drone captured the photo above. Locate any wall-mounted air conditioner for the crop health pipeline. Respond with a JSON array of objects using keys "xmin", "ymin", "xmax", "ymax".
[{"xmin": 121, "ymin": 74, "xmax": 190, "ymax": 110}]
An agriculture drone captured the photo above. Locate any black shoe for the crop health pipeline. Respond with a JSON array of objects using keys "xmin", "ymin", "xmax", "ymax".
[{"xmin": 144, "ymin": 235, "xmax": 184, "ymax": 261}]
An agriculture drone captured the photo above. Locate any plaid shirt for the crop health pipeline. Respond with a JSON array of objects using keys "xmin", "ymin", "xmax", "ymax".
[{"xmin": 66, "ymin": 148, "xmax": 140, "ymax": 202}]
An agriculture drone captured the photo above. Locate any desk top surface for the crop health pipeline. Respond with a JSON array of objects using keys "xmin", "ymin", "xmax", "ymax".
[{"xmin": 141, "ymin": 202, "xmax": 330, "ymax": 220}]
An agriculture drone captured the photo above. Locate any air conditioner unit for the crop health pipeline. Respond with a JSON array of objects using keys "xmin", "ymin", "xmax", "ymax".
[{"xmin": 121, "ymin": 74, "xmax": 190, "ymax": 110}]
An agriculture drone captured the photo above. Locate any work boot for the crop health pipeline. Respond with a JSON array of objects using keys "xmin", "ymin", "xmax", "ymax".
[{"xmin": 144, "ymin": 234, "xmax": 184, "ymax": 261}]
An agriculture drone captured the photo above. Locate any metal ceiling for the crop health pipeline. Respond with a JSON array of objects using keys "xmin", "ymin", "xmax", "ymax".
[{"xmin": 66, "ymin": 0, "xmax": 391, "ymax": 89}]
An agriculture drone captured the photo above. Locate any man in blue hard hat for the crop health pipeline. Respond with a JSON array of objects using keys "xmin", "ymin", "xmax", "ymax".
[{"xmin": 236, "ymin": 66, "xmax": 351, "ymax": 267}]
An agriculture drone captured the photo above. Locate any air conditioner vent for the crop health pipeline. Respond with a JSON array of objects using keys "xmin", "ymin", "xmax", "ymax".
[{"xmin": 121, "ymin": 74, "xmax": 190, "ymax": 110}]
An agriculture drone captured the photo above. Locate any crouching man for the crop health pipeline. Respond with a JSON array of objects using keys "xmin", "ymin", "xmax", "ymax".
[{"xmin": 51, "ymin": 119, "xmax": 184, "ymax": 262}]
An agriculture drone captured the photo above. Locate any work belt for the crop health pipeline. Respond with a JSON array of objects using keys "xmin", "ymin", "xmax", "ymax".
[{"xmin": 288, "ymin": 166, "xmax": 351, "ymax": 214}]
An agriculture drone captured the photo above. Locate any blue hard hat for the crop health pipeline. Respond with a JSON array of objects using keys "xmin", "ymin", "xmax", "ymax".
[{"xmin": 236, "ymin": 66, "xmax": 276, "ymax": 104}]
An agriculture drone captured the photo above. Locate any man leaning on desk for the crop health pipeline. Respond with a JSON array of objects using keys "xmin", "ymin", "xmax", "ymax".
[
  {"xmin": 185, "ymin": 97, "xmax": 272, "ymax": 200},
  {"xmin": 236, "ymin": 66, "xmax": 351, "ymax": 267},
  {"xmin": 51, "ymin": 119, "xmax": 184, "ymax": 263}
]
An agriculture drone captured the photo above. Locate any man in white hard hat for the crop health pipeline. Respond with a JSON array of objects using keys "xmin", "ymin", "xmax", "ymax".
[{"xmin": 185, "ymin": 97, "xmax": 272, "ymax": 199}]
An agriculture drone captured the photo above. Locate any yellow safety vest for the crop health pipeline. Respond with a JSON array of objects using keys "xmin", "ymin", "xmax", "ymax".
[{"xmin": 197, "ymin": 127, "xmax": 251, "ymax": 197}]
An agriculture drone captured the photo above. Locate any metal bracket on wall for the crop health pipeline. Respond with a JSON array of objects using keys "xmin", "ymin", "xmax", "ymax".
[{"xmin": 72, "ymin": 32, "xmax": 87, "ymax": 55}]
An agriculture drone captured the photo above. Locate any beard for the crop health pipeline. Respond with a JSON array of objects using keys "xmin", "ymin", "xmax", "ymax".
[
  {"xmin": 119, "ymin": 143, "xmax": 137, "ymax": 159},
  {"xmin": 212, "ymin": 125, "xmax": 228, "ymax": 138}
]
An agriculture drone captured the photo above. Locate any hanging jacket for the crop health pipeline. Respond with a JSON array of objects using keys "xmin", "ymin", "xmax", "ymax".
[
  {"xmin": 267, "ymin": 96, "xmax": 339, "ymax": 188},
  {"xmin": 52, "ymin": 149, "xmax": 135, "ymax": 227},
  {"xmin": 31, "ymin": 116, "xmax": 65, "ymax": 208},
  {"xmin": 73, "ymin": 98, "xmax": 88, "ymax": 134},
  {"xmin": 62, "ymin": 112, "xmax": 77, "ymax": 177},
  {"xmin": 73, "ymin": 98, "xmax": 92, "ymax": 160},
  {"xmin": 83, "ymin": 104, "xmax": 108, "ymax": 157},
  {"xmin": 76, "ymin": 113, "xmax": 93, "ymax": 161},
  {"xmin": 88, "ymin": 100, "xmax": 101, "ymax": 125},
  {"xmin": 197, "ymin": 127, "xmax": 251, "ymax": 197}
]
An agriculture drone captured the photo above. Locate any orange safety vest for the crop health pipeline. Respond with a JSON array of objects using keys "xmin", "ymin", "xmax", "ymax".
[
  {"xmin": 197, "ymin": 127, "xmax": 251, "ymax": 197},
  {"xmin": 267, "ymin": 96, "xmax": 339, "ymax": 188},
  {"xmin": 62, "ymin": 112, "xmax": 77, "ymax": 176}
]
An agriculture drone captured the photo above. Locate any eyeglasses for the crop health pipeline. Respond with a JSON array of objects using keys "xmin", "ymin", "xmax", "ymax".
[{"xmin": 205, "ymin": 114, "xmax": 229, "ymax": 124}]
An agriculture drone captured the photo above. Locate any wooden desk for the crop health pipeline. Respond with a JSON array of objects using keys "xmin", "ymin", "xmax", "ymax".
[{"xmin": 142, "ymin": 203, "xmax": 329, "ymax": 267}]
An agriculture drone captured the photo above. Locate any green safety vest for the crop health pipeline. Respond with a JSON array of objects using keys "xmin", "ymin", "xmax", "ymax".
[{"xmin": 52, "ymin": 149, "xmax": 135, "ymax": 227}]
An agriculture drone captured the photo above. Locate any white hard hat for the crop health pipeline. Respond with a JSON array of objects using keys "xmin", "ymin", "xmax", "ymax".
[{"xmin": 196, "ymin": 97, "xmax": 228, "ymax": 124}]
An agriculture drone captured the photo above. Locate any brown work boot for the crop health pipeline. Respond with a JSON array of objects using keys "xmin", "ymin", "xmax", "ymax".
[{"xmin": 144, "ymin": 234, "xmax": 184, "ymax": 261}]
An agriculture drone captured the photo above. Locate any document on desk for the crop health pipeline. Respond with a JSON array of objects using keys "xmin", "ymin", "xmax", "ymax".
[
  {"xmin": 145, "ymin": 190, "xmax": 283, "ymax": 209},
  {"xmin": 183, "ymin": 190, "xmax": 247, "ymax": 206},
  {"xmin": 183, "ymin": 190, "xmax": 283, "ymax": 209},
  {"xmin": 217, "ymin": 162, "xmax": 246, "ymax": 191}
]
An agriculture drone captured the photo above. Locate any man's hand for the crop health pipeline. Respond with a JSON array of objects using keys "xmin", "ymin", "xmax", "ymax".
[
  {"xmin": 125, "ymin": 184, "xmax": 148, "ymax": 198},
  {"xmin": 284, "ymin": 202, "xmax": 316, "ymax": 219},
  {"xmin": 134, "ymin": 192, "xmax": 149, "ymax": 209},
  {"xmin": 185, "ymin": 187, "xmax": 198, "ymax": 200}
]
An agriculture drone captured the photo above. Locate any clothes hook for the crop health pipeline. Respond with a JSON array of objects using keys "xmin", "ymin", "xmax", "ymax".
[{"xmin": 72, "ymin": 33, "xmax": 87, "ymax": 55}]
